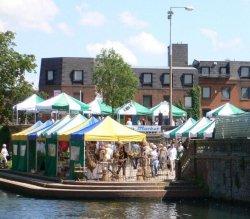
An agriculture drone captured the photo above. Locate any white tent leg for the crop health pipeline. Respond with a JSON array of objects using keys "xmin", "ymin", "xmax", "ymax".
[
  {"xmin": 83, "ymin": 141, "xmax": 86, "ymax": 170},
  {"xmin": 16, "ymin": 110, "xmax": 19, "ymax": 125}
]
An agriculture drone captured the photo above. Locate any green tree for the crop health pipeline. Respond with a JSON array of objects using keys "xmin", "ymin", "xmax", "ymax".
[
  {"xmin": 187, "ymin": 85, "xmax": 201, "ymax": 120},
  {"xmin": 0, "ymin": 31, "xmax": 36, "ymax": 124},
  {"xmin": 93, "ymin": 49, "xmax": 139, "ymax": 115}
]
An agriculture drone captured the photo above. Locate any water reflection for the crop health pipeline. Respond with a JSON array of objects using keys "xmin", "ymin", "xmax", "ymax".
[{"xmin": 0, "ymin": 190, "xmax": 249, "ymax": 218}]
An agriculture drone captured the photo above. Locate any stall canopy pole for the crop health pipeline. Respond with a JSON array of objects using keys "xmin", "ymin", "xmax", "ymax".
[
  {"xmin": 16, "ymin": 110, "xmax": 19, "ymax": 125},
  {"xmin": 83, "ymin": 141, "xmax": 86, "ymax": 170}
]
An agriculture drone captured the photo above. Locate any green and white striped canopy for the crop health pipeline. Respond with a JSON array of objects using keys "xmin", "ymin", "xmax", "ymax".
[
  {"xmin": 197, "ymin": 121, "xmax": 215, "ymax": 139},
  {"xmin": 36, "ymin": 92, "xmax": 89, "ymax": 112},
  {"xmin": 115, "ymin": 101, "xmax": 151, "ymax": 116},
  {"xmin": 164, "ymin": 118, "xmax": 196, "ymax": 138},
  {"xmin": 13, "ymin": 94, "xmax": 44, "ymax": 112},
  {"xmin": 150, "ymin": 101, "xmax": 187, "ymax": 117},
  {"xmin": 182, "ymin": 117, "xmax": 212, "ymax": 138},
  {"xmin": 88, "ymin": 99, "xmax": 112, "ymax": 115},
  {"xmin": 206, "ymin": 103, "xmax": 245, "ymax": 118}
]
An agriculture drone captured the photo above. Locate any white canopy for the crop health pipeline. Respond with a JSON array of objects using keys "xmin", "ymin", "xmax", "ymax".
[{"xmin": 13, "ymin": 94, "xmax": 44, "ymax": 112}]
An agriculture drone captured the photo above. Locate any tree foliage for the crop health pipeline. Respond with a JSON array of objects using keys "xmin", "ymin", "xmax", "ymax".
[
  {"xmin": 0, "ymin": 31, "xmax": 37, "ymax": 124},
  {"xmin": 93, "ymin": 49, "xmax": 139, "ymax": 114},
  {"xmin": 187, "ymin": 85, "xmax": 201, "ymax": 120}
]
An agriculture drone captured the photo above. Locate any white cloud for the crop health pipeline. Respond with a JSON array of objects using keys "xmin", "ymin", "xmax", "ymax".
[
  {"xmin": 80, "ymin": 11, "xmax": 106, "ymax": 27},
  {"xmin": 129, "ymin": 32, "xmax": 165, "ymax": 55},
  {"xmin": 57, "ymin": 22, "xmax": 74, "ymax": 37},
  {"xmin": 0, "ymin": 0, "xmax": 59, "ymax": 33},
  {"xmin": 0, "ymin": 20, "xmax": 7, "ymax": 32},
  {"xmin": 86, "ymin": 41, "xmax": 138, "ymax": 65},
  {"xmin": 120, "ymin": 11, "xmax": 148, "ymax": 29},
  {"xmin": 200, "ymin": 28, "xmax": 242, "ymax": 51},
  {"xmin": 76, "ymin": 2, "xmax": 106, "ymax": 27}
]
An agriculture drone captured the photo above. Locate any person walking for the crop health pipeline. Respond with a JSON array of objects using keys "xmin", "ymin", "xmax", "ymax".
[{"xmin": 150, "ymin": 144, "xmax": 159, "ymax": 177}]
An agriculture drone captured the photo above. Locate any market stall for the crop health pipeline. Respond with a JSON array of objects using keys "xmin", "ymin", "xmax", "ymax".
[
  {"xmin": 87, "ymin": 98, "xmax": 112, "ymax": 115},
  {"xmin": 206, "ymin": 103, "xmax": 245, "ymax": 118},
  {"xmin": 36, "ymin": 92, "xmax": 89, "ymax": 113},
  {"xmin": 164, "ymin": 118, "xmax": 196, "ymax": 139},
  {"xmin": 197, "ymin": 121, "xmax": 215, "ymax": 138},
  {"xmin": 13, "ymin": 94, "xmax": 44, "ymax": 124},
  {"xmin": 11, "ymin": 120, "xmax": 53, "ymax": 172},
  {"xmin": 12, "ymin": 121, "xmax": 43, "ymax": 171},
  {"xmin": 150, "ymin": 101, "xmax": 187, "ymax": 118},
  {"xmin": 182, "ymin": 117, "xmax": 212, "ymax": 138}
]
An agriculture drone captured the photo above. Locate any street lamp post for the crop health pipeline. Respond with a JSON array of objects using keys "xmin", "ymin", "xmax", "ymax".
[{"xmin": 167, "ymin": 6, "xmax": 193, "ymax": 126}]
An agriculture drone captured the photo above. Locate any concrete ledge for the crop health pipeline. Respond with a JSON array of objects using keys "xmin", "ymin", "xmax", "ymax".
[{"xmin": 0, "ymin": 171, "xmax": 205, "ymax": 200}]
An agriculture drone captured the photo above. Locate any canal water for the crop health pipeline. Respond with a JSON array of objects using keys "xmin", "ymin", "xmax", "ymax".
[{"xmin": 0, "ymin": 190, "xmax": 249, "ymax": 219}]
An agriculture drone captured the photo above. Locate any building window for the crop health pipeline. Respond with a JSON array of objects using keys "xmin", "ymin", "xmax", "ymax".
[
  {"xmin": 142, "ymin": 73, "xmax": 152, "ymax": 85},
  {"xmin": 201, "ymin": 67, "xmax": 210, "ymax": 76},
  {"xmin": 161, "ymin": 73, "xmax": 169, "ymax": 85},
  {"xmin": 183, "ymin": 74, "xmax": 193, "ymax": 86},
  {"xmin": 202, "ymin": 87, "xmax": 211, "ymax": 99},
  {"xmin": 185, "ymin": 96, "xmax": 192, "ymax": 108},
  {"xmin": 221, "ymin": 87, "xmax": 230, "ymax": 100},
  {"xmin": 240, "ymin": 67, "xmax": 250, "ymax": 78},
  {"xmin": 163, "ymin": 95, "xmax": 170, "ymax": 101},
  {"xmin": 46, "ymin": 70, "xmax": 54, "ymax": 84},
  {"xmin": 72, "ymin": 70, "xmax": 83, "ymax": 83},
  {"xmin": 143, "ymin": 95, "xmax": 152, "ymax": 108},
  {"xmin": 220, "ymin": 67, "xmax": 228, "ymax": 75},
  {"xmin": 241, "ymin": 87, "xmax": 250, "ymax": 99}
]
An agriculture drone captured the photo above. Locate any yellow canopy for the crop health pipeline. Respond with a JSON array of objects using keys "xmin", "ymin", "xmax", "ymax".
[
  {"xmin": 12, "ymin": 121, "xmax": 42, "ymax": 141},
  {"xmin": 84, "ymin": 116, "xmax": 146, "ymax": 142}
]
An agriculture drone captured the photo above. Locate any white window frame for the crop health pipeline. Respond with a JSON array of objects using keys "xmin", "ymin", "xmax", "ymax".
[
  {"xmin": 202, "ymin": 87, "xmax": 211, "ymax": 99},
  {"xmin": 162, "ymin": 73, "xmax": 170, "ymax": 85},
  {"xmin": 221, "ymin": 87, "xmax": 230, "ymax": 100},
  {"xmin": 185, "ymin": 96, "xmax": 192, "ymax": 108},
  {"xmin": 240, "ymin": 67, "xmax": 250, "ymax": 78},
  {"xmin": 241, "ymin": 87, "xmax": 250, "ymax": 99},
  {"xmin": 201, "ymin": 67, "xmax": 210, "ymax": 76},
  {"xmin": 73, "ymin": 70, "xmax": 83, "ymax": 82},
  {"xmin": 143, "ymin": 73, "xmax": 152, "ymax": 85},
  {"xmin": 183, "ymin": 74, "xmax": 193, "ymax": 85},
  {"xmin": 47, "ymin": 70, "xmax": 54, "ymax": 81}
]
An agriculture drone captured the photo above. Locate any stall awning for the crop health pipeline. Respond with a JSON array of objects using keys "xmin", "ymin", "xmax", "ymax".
[
  {"xmin": 182, "ymin": 117, "xmax": 212, "ymax": 138},
  {"xmin": 59, "ymin": 117, "xmax": 99, "ymax": 141},
  {"xmin": 206, "ymin": 103, "xmax": 245, "ymax": 118},
  {"xmin": 115, "ymin": 101, "xmax": 151, "ymax": 116},
  {"xmin": 27, "ymin": 120, "xmax": 54, "ymax": 140},
  {"xmin": 12, "ymin": 121, "xmax": 43, "ymax": 141},
  {"xmin": 164, "ymin": 118, "xmax": 196, "ymax": 138},
  {"xmin": 197, "ymin": 121, "xmax": 215, "ymax": 138},
  {"xmin": 13, "ymin": 94, "xmax": 44, "ymax": 112},
  {"xmin": 84, "ymin": 116, "xmax": 146, "ymax": 142}
]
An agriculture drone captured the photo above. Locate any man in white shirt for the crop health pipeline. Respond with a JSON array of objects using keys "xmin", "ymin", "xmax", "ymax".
[
  {"xmin": 169, "ymin": 144, "xmax": 177, "ymax": 174},
  {"xmin": 150, "ymin": 144, "xmax": 159, "ymax": 177}
]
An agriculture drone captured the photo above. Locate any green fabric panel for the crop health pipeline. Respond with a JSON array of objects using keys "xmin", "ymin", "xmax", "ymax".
[
  {"xmin": 45, "ymin": 138, "xmax": 57, "ymax": 177},
  {"xmin": 17, "ymin": 140, "xmax": 27, "ymax": 172},
  {"xmin": 12, "ymin": 141, "xmax": 19, "ymax": 171},
  {"xmin": 28, "ymin": 140, "xmax": 36, "ymax": 172},
  {"xmin": 69, "ymin": 140, "xmax": 84, "ymax": 180}
]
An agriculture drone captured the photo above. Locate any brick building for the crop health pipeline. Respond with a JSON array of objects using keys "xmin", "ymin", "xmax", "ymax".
[
  {"xmin": 193, "ymin": 60, "xmax": 250, "ymax": 114},
  {"xmin": 39, "ymin": 44, "xmax": 250, "ymax": 112}
]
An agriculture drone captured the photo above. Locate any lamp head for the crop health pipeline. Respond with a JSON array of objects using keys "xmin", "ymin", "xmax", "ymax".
[{"xmin": 185, "ymin": 6, "xmax": 194, "ymax": 11}]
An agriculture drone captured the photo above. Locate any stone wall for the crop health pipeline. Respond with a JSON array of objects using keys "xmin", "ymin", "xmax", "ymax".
[{"xmin": 182, "ymin": 139, "xmax": 250, "ymax": 202}]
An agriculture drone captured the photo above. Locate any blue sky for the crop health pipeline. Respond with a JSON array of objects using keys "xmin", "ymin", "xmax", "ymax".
[{"xmin": 0, "ymin": 0, "xmax": 250, "ymax": 88}]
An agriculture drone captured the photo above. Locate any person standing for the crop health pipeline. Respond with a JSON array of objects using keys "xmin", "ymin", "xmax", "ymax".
[
  {"xmin": 1, "ymin": 144, "xmax": 9, "ymax": 167},
  {"xmin": 126, "ymin": 118, "xmax": 132, "ymax": 126},
  {"xmin": 169, "ymin": 143, "xmax": 177, "ymax": 175},
  {"xmin": 150, "ymin": 144, "xmax": 159, "ymax": 177}
]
